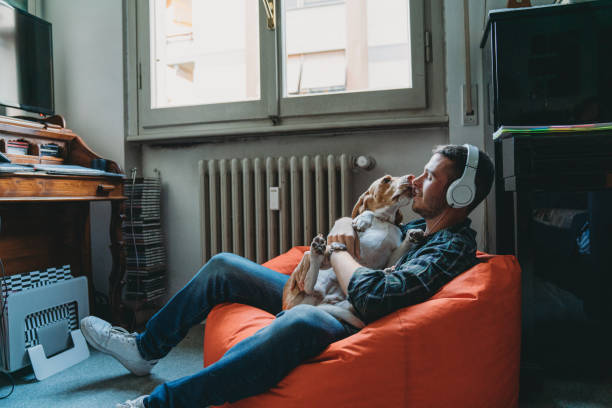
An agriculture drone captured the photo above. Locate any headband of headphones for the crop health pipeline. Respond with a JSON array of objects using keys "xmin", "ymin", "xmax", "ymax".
[{"xmin": 446, "ymin": 144, "xmax": 479, "ymax": 208}]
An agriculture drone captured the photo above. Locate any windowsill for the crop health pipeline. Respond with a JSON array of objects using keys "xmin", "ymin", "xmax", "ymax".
[{"xmin": 126, "ymin": 114, "xmax": 449, "ymax": 143}]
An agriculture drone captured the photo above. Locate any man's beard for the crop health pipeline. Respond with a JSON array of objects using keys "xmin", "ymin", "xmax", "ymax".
[{"xmin": 412, "ymin": 196, "xmax": 447, "ymax": 219}]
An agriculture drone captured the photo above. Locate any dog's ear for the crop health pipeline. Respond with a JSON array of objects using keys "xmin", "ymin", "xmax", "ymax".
[
  {"xmin": 351, "ymin": 191, "xmax": 371, "ymax": 218},
  {"xmin": 394, "ymin": 209, "xmax": 403, "ymax": 225}
]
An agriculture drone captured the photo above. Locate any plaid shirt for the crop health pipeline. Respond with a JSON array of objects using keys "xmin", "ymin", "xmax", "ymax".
[{"xmin": 347, "ymin": 217, "xmax": 478, "ymax": 324}]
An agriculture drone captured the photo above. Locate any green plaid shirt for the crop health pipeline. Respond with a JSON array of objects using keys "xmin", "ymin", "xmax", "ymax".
[{"xmin": 347, "ymin": 217, "xmax": 478, "ymax": 324}]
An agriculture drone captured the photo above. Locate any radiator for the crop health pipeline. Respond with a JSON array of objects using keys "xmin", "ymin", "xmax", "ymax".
[{"xmin": 199, "ymin": 154, "xmax": 354, "ymax": 264}]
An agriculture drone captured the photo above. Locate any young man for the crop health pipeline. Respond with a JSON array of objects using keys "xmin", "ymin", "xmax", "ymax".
[{"xmin": 81, "ymin": 144, "xmax": 494, "ymax": 408}]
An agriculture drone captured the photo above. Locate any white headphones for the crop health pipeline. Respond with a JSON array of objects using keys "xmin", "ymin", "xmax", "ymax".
[{"xmin": 446, "ymin": 144, "xmax": 479, "ymax": 208}]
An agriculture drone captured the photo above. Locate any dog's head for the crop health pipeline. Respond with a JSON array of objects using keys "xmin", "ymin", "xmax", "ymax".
[{"xmin": 351, "ymin": 174, "xmax": 414, "ymax": 224}]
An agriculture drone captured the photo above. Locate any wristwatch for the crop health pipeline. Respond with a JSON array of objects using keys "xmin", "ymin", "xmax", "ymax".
[{"xmin": 328, "ymin": 242, "xmax": 348, "ymax": 254}]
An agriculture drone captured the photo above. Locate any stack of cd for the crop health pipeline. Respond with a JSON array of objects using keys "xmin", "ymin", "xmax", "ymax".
[
  {"xmin": 40, "ymin": 143, "xmax": 61, "ymax": 157},
  {"xmin": 123, "ymin": 177, "xmax": 166, "ymax": 302}
]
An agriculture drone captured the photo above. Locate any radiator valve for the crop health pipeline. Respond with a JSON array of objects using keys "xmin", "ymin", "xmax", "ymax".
[{"xmin": 354, "ymin": 155, "xmax": 376, "ymax": 170}]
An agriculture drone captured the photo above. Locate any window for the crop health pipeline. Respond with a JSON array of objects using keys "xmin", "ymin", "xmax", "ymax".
[
  {"xmin": 150, "ymin": 0, "xmax": 260, "ymax": 108},
  {"xmin": 129, "ymin": 0, "xmax": 437, "ymax": 139}
]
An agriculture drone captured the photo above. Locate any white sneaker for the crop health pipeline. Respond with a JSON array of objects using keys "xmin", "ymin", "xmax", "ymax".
[
  {"xmin": 80, "ymin": 316, "xmax": 158, "ymax": 376},
  {"xmin": 116, "ymin": 395, "xmax": 149, "ymax": 408}
]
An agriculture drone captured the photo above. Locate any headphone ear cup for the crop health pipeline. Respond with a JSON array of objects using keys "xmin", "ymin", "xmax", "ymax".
[
  {"xmin": 446, "ymin": 179, "xmax": 475, "ymax": 208},
  {"xmin": 447, "ymin": 144, "xmax": 479, "ymax": 208},
  {"xmin": 446, "ymin": 179, "xmax": 459, "ymax": 207}
]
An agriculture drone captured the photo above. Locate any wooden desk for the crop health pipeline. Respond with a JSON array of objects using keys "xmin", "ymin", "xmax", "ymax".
[{"xmin": 0, "ymin": 115, "xmax": 127, "ymax": 325}]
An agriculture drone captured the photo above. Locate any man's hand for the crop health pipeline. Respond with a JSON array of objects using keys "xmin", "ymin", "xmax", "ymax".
[{"xmin": 327, "ymin": 217, "xmax": 360, "ymax": 259}]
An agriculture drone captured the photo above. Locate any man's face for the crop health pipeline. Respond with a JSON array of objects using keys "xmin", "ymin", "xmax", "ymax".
[{"xmin": 411, "ymin": 153, "xmax": 455, "ymax": 219}]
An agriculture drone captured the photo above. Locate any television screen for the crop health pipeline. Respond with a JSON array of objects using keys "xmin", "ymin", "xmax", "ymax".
[{"xmin": 0, "ymin": 2, "xmax": 54, "ymax": 115}]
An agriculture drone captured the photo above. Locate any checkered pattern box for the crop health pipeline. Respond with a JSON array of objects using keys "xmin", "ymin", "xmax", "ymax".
[{"xmin": 0, "ymin": 266, "xmax": 83, "ymax": 372}]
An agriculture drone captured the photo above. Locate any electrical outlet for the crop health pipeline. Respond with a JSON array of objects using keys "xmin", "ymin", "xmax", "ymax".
[{"xmin": 462, "ymin": 84, "xmax": 479, "ymax": 126}]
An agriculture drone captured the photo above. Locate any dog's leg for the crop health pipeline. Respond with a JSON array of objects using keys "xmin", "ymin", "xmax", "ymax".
[{"xmin": 304, "ymin": 234, "xmax": 326, "ymax": 294}]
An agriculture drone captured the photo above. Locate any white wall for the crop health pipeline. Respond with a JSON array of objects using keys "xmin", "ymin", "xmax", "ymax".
[{"xmin": 42, "ymin": 0, "xmax": 125, "ymax": 296}]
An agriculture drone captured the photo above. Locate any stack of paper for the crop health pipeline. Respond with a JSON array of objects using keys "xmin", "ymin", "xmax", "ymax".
[{"xmin": 493, "ymin": 122, "xmax": 612, "ymax": 139}]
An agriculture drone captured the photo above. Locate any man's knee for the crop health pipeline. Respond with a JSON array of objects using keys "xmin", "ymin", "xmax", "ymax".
[
  {"xmin": 193, "ymin": 252, "xmax": 242, "ymax": 284},
  {"xmin": 282, "ymin": 304, "xmax": 337, "ymax": 334},
  {"xmin": 206, "ymin": 252, "xmax": 242, "ymax": 270}
]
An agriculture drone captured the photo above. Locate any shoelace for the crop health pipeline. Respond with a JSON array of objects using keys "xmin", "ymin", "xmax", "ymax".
[
  {"xmin": 109, "ymin": 326, "xmax": 137, "ymax": 345},
  {"xmin": 108, "ymin": 326, "xmax": 159, "ymax": 365}
]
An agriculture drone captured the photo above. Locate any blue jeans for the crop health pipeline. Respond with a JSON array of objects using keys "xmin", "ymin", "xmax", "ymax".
[{"xmin": 136, "ymin": 253, "xmax": 358, "ymax": 408}]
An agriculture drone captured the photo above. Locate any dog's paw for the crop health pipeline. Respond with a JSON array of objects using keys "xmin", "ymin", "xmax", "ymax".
[
  {"xmin": 407, "ymin": 229, "xmax": 425, "ymax": 244},
  {"xmin": 352, "ymin": 216, "xmax": 371, "ymax": 232},
  {"xmin": 311, "ymin": 233, "xmax": 327, "ymax": 255}
]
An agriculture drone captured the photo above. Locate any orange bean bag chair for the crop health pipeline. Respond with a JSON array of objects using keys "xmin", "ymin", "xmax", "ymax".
[{"xmin": 203, "ymin": 246, "xmax": 521, "ymax": 408}]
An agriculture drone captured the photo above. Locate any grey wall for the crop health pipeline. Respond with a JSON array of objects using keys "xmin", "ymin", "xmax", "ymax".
[
  {"xmin": 443, "ymin": 0, "xmax": 558, "ymax": 253},
  {"xmin": 40, "ymin": 0, "xmax": 550, "ymax": 300},
  {"xmin": 142, "ymin": 127, "xmax": 448, "ymax": 296},
  {"xmin": 42, "ymin": 0, "xmax": 125, "ymax": 296},
  {"xmin": 140, "ymin": 1, "xmax": 491, "ymax": 297}
]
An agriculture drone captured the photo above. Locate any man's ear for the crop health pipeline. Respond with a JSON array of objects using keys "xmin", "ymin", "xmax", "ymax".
[{"xmin": 351, "ymin": 192, "xmax": 371, "ymax": 218}]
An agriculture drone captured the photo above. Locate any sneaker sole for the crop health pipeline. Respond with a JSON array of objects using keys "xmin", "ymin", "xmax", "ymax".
[{"xmin": 81, "ymin": 323, "xmax": 154, "ymax": 376}]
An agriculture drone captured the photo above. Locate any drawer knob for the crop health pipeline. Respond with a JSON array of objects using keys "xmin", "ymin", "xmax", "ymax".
[{"xmin": 97, "ymin": 184, "xmax": 115, "ymax": 195}]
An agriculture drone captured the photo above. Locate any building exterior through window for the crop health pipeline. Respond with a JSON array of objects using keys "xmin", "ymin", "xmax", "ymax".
[{"xmin": 150, "ymin": 0, "xmax": 412, "ymax": 109}]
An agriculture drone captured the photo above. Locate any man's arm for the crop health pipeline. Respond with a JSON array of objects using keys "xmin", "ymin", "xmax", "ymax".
[
  {"xmin": 329, "ymin": 251, "xmax": 361, "ymax": 295},
  {"xmin": 326, "ymin": 217, "xmax": 360, "ymax": 259},
  {"xmin": 326, "ymin": 217, "xmax": 363, "ymax": 294},
  {"xmin": 346, "ymin": 234, "xmax": 476, "ymax": 324}
]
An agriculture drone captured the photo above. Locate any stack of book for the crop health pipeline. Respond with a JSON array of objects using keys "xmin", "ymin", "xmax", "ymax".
[{"xmin": 123, "ymin": 177, "xmax": 166, "ymax": 302}]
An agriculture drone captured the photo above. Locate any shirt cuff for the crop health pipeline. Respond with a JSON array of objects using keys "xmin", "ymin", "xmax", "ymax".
[{"xmin": 347, "ymin": 266, "xmax": 375, "ymax": 320}]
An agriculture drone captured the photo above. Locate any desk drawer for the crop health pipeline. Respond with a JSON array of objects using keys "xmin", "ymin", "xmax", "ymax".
[{"xmin": 0, "ymin": 174, "xmax": 125, "ymax": 200}]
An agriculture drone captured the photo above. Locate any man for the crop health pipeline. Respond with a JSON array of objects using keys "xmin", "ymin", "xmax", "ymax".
[{"xmin": 81, "ymin": 144, "xmax": 494, "ymax": 408}]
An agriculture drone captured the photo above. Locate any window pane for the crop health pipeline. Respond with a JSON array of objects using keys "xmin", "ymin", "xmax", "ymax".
[
  {"xmin": 282, "ymin": 0, "xmax": 411, "ymax": 97},
  {"xmin": 150, "ymin": 0, "xmax": 260, "ymax": 108}
]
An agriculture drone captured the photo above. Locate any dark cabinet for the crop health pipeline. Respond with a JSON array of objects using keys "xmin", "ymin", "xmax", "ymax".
[
  {"xmin": 481, "ymin": 1, "xmax": 612, "ymax": 375},
  {"xmin": 481, "ymin": 0, "xmax": 612, "ymax": 255}
]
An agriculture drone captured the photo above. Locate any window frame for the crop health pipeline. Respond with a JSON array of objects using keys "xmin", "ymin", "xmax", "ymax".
[
  {"xmin": 278, "ymin": 0, "xmax": 426, "ymax": 117},
  {"xmin": 125, "ymin": 0, "xmax": 445, "ymax": 141},
  {"xmin": 136, "ymin": 0, "xmax": 278, "ymax": 128}
]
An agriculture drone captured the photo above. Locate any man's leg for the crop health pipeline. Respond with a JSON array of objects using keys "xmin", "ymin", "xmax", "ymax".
[
  {"xmin": 137, "ymin": 252, "xmax": 289, "ymax": 360},
  {"xmin": 145, "ymin": 304, "xmax": 356, "ymax": 408},
  {"xmin": 81, "ymin": 253, "xmax": 289, "ymax": 374}
]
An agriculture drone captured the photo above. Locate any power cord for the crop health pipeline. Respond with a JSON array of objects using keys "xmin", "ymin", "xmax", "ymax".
[
  {"xmin": 130, "ymin": 169, "xmax": 141, "ymax": 299},
  {"xmin": 0, "ymin": 254, "xmax": 15, "ymax": 400}
]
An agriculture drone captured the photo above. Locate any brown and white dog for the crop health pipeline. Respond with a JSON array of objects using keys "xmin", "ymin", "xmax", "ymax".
[{"xmin": 282, "ymin": 174, "xmax": 423, "ymax": 328}]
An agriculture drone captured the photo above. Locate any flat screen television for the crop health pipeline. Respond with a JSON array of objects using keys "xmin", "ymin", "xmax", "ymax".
[{"xmin": 0, "ymin": 1, "xmax": 54, "ymax": 115}]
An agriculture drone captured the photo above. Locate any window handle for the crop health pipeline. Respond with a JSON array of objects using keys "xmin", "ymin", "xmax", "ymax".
[{"xmin": 261, "ymin": 0, "xmax": 276, "ymax": 30}]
